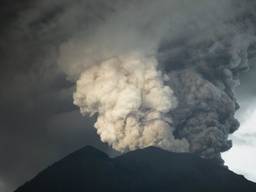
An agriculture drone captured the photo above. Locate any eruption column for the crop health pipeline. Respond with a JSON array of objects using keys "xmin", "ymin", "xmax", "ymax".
[{"xmin": 73, "ymin": 53, "xmax": 189, "ymax": 152}]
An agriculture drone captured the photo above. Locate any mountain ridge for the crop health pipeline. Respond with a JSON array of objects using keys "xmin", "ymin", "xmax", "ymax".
[{"xmin": 15, "ymin": 145, "xmax": 256, "ymax": 192}]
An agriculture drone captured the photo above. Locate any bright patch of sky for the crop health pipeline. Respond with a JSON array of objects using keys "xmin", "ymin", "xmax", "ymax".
[{"xmin": 222, "ymin": 101, "xmax": 256, "ymax": 183}]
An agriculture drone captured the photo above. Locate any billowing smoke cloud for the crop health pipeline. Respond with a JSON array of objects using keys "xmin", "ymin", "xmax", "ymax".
[
  {"xmin": 1, "ymin": 0, "xmax": 256, "ymax": 191},
  {"xmin": 74, "ymin": 53, "xmax": 188, "ymax": 152},
  {"xmin": 165, "ymin": 34, "xmax": 256, "ymax": 159},
  {"xmin": 58, "ymin": 0, "xmax": 256, "ymax": 161}
]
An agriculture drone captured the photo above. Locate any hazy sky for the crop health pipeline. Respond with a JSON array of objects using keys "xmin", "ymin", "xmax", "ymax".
[{"xmin": 0, "ymin": 1, "xmax": 255, "ymax": 192}]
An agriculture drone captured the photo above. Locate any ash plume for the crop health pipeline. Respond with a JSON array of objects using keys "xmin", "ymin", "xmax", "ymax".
[
  {"xmin": 73, "ymin": 54, "xmax": 189, "ymax": 152},
  {"xmin": 58, "ymin": 0, "xmax": 256, "ymax": 160}
]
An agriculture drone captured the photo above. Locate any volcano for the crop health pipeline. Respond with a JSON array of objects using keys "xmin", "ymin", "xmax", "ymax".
[{"xmin": 15, "ymin": 146, "xmax": 256, "ymax": 192}]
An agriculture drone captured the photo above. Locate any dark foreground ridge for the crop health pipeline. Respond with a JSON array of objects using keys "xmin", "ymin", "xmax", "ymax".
[{"xmin": 15, "ymin": 146, "xmax": 256, "ymax": 192}]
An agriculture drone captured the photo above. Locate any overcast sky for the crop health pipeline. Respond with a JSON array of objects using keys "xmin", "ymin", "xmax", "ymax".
[{"xmin": 0, "ymin": 1, "xmax": 255, "ymax": 192}]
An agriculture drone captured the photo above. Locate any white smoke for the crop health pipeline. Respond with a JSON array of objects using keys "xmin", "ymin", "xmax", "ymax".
[{"xmin": 73, "ymin": 53, "xmax": 189, "ymax": 152}]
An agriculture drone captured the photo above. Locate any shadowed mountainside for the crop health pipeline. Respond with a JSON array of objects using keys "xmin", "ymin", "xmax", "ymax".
[{"xmin": 15, "ymin": 146, "xmax": 256, "ymax": 192}]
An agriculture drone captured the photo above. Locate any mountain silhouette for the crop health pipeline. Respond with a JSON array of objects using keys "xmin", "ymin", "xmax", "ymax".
[{"xmin": 15, "ymin": 146, "xmax": 256, "ymax": 192}]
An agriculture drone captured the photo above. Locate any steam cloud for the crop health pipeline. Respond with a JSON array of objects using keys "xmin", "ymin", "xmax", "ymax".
[{"xmin": 58, "ymin": 0, "xmax": 256, "ymax": 161}]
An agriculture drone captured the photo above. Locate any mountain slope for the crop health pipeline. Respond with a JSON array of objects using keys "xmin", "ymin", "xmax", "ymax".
[{"xmin": 15, "ymin": 146, "xmax": 256, "ymax": 192}]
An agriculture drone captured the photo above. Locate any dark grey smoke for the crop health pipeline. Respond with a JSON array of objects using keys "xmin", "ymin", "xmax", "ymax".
[{"xmin": 157, "ymin": 1, "xmax": 256, "ymax": 160}]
